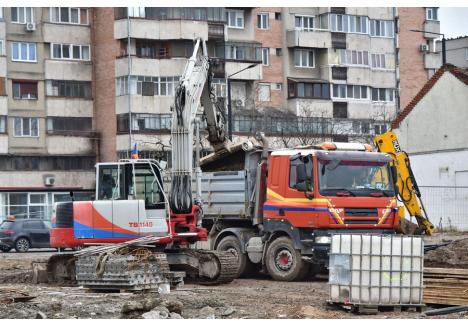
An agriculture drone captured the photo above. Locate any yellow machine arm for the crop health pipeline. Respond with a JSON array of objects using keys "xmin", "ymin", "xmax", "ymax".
[{"xmin": 374, "ymin": 131, "xmax": 434, "ymax": 236}]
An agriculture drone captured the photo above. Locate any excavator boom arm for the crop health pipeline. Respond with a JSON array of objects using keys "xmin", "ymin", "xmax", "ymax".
[{"xmin": 374, "ymin": 131, "xmax": 434, "ymax": 235}]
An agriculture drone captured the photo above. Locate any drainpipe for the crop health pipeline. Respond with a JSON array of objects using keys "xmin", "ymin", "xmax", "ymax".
[{"xmin": 127, "ymin": 12, "xmax": 133, "ymax": 156}]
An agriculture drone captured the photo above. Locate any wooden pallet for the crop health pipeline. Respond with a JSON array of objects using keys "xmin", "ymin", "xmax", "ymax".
[{"xmin": 423, "ymin": 267, "xmax": 468, "ymax": 306}]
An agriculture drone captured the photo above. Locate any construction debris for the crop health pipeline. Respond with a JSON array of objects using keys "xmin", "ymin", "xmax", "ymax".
[
  {"xmin": 425, "ymin": 238, "xmax": 468, "ymax": 268},
  {"xmin": 423, "ymin": 267, "xmax": 468, "ymax": 306},
  {"xmin": 0, "ymin": 289, "xmax": 36, "ymax": 304}
]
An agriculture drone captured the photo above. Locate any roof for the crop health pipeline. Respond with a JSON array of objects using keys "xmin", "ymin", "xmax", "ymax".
[{"xmin": 392, "ymin": 64, "xmax": 468, "ymax": 129}]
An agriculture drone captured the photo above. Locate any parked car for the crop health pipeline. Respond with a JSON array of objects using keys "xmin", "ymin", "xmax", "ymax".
[{"xmin": 0, "ymin": 218, "xmax": 51, "ymax": 252}]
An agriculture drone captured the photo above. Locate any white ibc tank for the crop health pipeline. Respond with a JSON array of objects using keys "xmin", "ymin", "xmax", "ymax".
[{"xmin": 329, "ymin": 234, "xmax": 423, "ymax": 306}]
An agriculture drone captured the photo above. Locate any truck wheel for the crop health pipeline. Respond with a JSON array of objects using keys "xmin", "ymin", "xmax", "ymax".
[
  {"xmin": 15, "ymin": 237, "xmax": 30, "ymax": 253},
  {"xmin": 216, "ymin": 235, "xmax": 255, "ymax": 278},
  {"xmin": 265, "ymin": 236, "xmax": 308, "ymax": 281}
]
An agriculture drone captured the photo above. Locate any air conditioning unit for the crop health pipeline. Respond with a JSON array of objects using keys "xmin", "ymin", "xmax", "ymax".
[
  {"xmin": 419, "ymin": 44, "xmax": 429, "ymax": 52},
  {"xmin": 44, "ymin": 176, "xmax": 56, "ymax": 187},
  {"xmin": 25, "ymin": 22, "xmax": 36, "ymax": 32}
]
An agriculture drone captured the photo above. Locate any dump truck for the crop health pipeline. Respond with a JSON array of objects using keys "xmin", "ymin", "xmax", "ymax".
[{"xmin": 200, "ymin": 137, "xmax": 401, "ymax": 281}]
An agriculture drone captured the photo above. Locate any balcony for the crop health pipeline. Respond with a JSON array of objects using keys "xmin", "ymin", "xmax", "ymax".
[
  {"xmin": 208, "ymin": 23, "xmax": 225, "ymax": 40},
  {"xmin": 46, "ymin": 134, "xmax": 96, "ymax": 155},
  {"xmin": 44, "ymin": 60, "xmax": 92, "ymax": 81},
  {"xmin": 0, "ymin": 56, "xmax": 6, "ymax": 76},
  {"xmin": 43, "ymin": 22, "xmax": 91, "ymax": 44},
  {"xmin": 0, "ymin": 97, "xmax": 7, "ymax": 115},
  {"xmin": 115, "ymin": 57, "xmax": 187, "ymax": 77},
  {"xmin": 424, "ymin": 52, "xmax": 442, "ymax": 69},
  {"xmin": 114, "ymin": 19, "xmax": 209, "ymax": 41},
  {"xmin": 46, "ymin": 98, "xmax": 93, "ymax": 117},
  {"xmin": 424, "ymin": 20, "xmax": 441, "ymax": 39},
  {"xmin": 286, "ymin": 29, "xmax": 332, "ymax": 49},
  {"xmin": 331, "ymin": 33, "xmax": 347, "ymax": 49},
  {"xmin": 0, "ymin": 134, "xmax": 8, "ymax": 154}
]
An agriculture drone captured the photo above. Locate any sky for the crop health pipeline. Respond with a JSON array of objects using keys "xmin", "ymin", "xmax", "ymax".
[{"xmin": 439, "ymin": 7, "xmax": 468, "ymax": 39}]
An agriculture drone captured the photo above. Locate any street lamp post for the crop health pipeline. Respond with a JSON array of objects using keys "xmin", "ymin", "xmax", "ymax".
[
  {"xmin": 226, "ymin": 63, "xmax": 259, "ymax": 140},
  {"xmin": 410, "ymin": 29, "xmax": 446, "ymax": 65}
]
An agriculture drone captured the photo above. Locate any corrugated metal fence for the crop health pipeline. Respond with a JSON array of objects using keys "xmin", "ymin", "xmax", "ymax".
[{"xmin": 416, "ymin": 186, "xmax": 468, "ymax": 231}]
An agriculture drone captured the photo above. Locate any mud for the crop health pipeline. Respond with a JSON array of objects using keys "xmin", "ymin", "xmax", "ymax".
[
  {"xmin": 1, "ymin": 236, "xmax": 468, "ymax": 319},
  {"xmin": 425, "ymin": 238, "xmax": 468, "ymax": 268}
]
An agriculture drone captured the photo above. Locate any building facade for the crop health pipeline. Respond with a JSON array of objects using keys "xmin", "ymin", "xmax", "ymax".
[
  {"xmin": 437, "ymin": 36, "xmax": 468, "ymax": 69},
  {"xmin": 0, "ymin": 6, "xmax": 433, "ymax": 221},
  {"xmin": 397, "ymin": 7, "xmax": 441, "ymax": 109}
]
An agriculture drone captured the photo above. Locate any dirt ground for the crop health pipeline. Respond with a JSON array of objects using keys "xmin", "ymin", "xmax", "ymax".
[{"xmin": 1, "ymin": 233, "xmax": 468, "ymax": 319}]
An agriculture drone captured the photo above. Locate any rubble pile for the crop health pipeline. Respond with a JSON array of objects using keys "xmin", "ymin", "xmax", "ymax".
[{"xmin": 425, "ymin": 239, "xmax": 468, "ymax": 269}]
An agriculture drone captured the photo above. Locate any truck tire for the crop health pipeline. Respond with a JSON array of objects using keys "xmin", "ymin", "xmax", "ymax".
[
  {"xmin": 15, "ymin": 237, "xmax": 30, "ymax": 253},
  {"xmin": 216, "ymin": 235, "xmax": 255, "ymax": 278},
  {"xmin": 265, "ymin": 236, "xmax": 309, "ymax": 281}
]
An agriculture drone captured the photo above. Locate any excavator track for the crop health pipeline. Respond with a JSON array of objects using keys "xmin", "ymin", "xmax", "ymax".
[
  {"xmin": 46, "ymin": 253, "xmax": 77, "ymax": 285},
  {"xmin": 180, "ymin": 249, "xmax": 238, "ymax": 285}
]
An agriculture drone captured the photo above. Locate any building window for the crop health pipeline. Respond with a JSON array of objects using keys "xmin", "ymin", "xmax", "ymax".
[
  {"xmin": 135, "ymin": 40, "xmax": 170, "ymax": 59},
  {"xmin": 50, "ymin": 7, "xmax": 88, "ymax": 24},
  {"xmin": 275, "ymin": 12, "xmax": 281, "ymax": 20},
  {"xmin": 332, "ymin": 84, "xmax": 368, "ymax": 100},
  {"xmin": 257, "ymin": 13, "xmax": 269, "ymax": 29},
  {"xmin": 126, "ymin": 7, "xmax": 146, "ymax": 18},
  {"xmin": 294, "ymin": 49, "xmax": 314, "ymax": 68},
  {"xmin": 261, "ymin": 48, "xmax": 269, "ymax": 66},
  {"xmin": 0, "ymin": 77, "xmax": 5, "ymax": 96},
  {"xmin": 221, "ymin": 43, "xmax": 262, "ymax": 61},
  {"xmin": 211, "ymin": 78, "xmax": 226, "ymax": 99},
  {"xmin": 11, "ymin": 7, "xmax": 33, "ymax": 24},
  {"xmin": 258, "ymin": 83, "xmax": 271, "ymax": 102},
  {"xmin": 11, "ymin": 42, "xmax": 36, "ymax": 62},
  {"xmin": 339, "ymin": 49, "xmax": 369, "ymax": 66},
  {"xmin": 288, "ymin": 81, "xmax": 330, "ymax": 99},
  {"xmin": 371, "ymin": 88, "xmax": 394, "ymax": 102},
  {"xmin": 371, "ymin": 53, "xmax": 386, "ymax": 69},
  {"xmin": 47, "ymin": 117, "xmax": 92, "ymax": 133},
  {"xmin": 0, "ymin": 116, "xmax": 6, "ymax": 133},
  {"xmin": 0, "ymin": 7, "xmax": 3, "ymax": 19},
  {"xmin": 45, "ymin": 80, "xmax": 92, "ymax": 98},
  {"xmin": 426, "ymin": 8, "xmax": 438, "ymax": 21},
  {"xmin": 374, "ymin": 123, "xmax": 388, "ymax": 135},
  {"xmin": 0, "ymin": 39, "xmax": 4, "ymax": 55},
  {"xmin": 226, "ymin": 9, "xmax": 244, "ymax": 28},
  {"xmin": 51, "ymin": 43, "xmax": 90, "ymax": 61},
  {"xmin": 13, "ymin": 81, "xmax": 38, "ymax": 100},
  {"xmin": 370, "ymin": 20, "xmax": 394, "ymax": 38},
  {"xmin": 331, "ymin": 14, "xmax": 368, "ymax": 34},
  {"xmin": 353, "ymin": 121, "xmax": 370, "ymax": 135},
  {"xmin": 276, "ymin": 48, "xmax": 282, "ymax": 56},
  {"xmin": 295, "ymin": 15, "xmax": 314, "ymax": 31},
  {"xmin": 14, "ymin": 117, "xmax": 39, "ymax": 137},
  {"xmin": 465, "ymin": 48, "xmax": 468, "ymax": 61}
]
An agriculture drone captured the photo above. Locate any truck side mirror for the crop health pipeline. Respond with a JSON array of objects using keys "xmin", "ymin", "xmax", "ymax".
[
  {"xmin": 296, "ymin": 163, "xmax": 307, "ymax": 183},
  {"xmin": 390, "ymin": 165, "xmax": 397, "ymax": 184},
  {"xmin": 295, "ymin": 182, "xmax": 307, "ymax": 192}
]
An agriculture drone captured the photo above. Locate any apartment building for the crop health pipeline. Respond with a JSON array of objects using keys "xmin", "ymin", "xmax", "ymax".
[
  {"xmin": 0, "ymin": 6, "xmax": 434, "ymax": 221},
  {"xmin": 437, "ymin": 36, "xmax": 468, "ymax": 69},
  {"xmin": 397, "ymin": 7, "xmax": 442, "ymax": 108},
  {"xmin": 0, "ymin": 7, "xmax": 95, "ymax": 221}
]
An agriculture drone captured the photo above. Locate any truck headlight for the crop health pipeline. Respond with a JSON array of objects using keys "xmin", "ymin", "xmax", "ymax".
[{"xmin": 315, "ymin": 236, "xmax": 331, "ymax": 244}]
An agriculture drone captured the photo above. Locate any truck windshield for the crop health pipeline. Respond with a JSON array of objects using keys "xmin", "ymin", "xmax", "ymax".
[{"xmin": 318, "ymin": 159, "xmax": 395, "ymax": 197}]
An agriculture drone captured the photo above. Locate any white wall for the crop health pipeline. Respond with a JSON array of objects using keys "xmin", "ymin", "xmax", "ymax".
[
  {"xmin": 395, "ymin": 72, "xmax": 468, "ymax": 153},
  {"xmin": 408, "ymin": 150, "xmax": 468, "ymax": 231}
]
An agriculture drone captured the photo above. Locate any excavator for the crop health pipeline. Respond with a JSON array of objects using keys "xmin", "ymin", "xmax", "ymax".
[
  {"xmin": 46, "ymin": 38, "xmax": 239, "ymax": 290},
  {"xmin": 374, "ymin": 131, "xmax": 434, "ymax": 236}
]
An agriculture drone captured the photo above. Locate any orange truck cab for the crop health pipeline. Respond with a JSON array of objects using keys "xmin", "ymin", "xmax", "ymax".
[{"xmin": 202, "ymin": 142, "xmax": 399, "ymax": 281}]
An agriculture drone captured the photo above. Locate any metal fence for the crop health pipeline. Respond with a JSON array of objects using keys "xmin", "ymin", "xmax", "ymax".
[{"xmin": 416, "ymin": 186, "xmax": 468, "ymax": 231}]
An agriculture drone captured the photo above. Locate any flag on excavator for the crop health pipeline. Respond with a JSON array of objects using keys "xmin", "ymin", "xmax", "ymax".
[{"xmin": 131, "ymin": 143, "xmax": 139, "ymax": 159}]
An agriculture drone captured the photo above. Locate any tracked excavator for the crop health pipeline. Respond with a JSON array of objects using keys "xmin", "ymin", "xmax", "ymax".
[
  {"xmin": 374, "ymin": 131, "xmax": 434, "ymax": 236},
  {"xmin": 46, "ymin": 38, "xmax": 239, "ymax": 290}
]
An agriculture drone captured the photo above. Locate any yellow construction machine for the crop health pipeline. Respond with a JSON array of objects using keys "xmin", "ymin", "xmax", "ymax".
[{"xmin": 374, "ymin": 131, "xmax": 435, "ymax": 236}]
